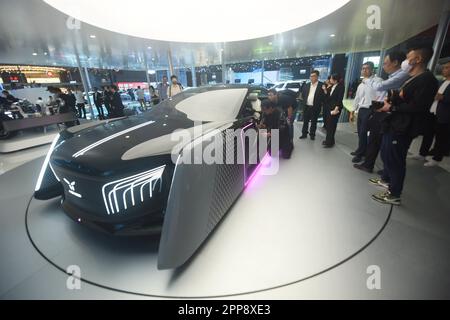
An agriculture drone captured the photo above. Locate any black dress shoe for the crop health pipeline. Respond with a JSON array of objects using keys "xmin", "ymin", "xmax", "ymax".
[
  {"xmin": 323, "ymin": 144, "xmax": 334, "ymax": 148},
  {"xmin": 299, "ymin": 135, "xmax": 308, "ymax": 139},
  {"xmin": 353, "ymin": 163, "xmax": 373, "ymax": 173},
  {"xmin": 352, "ymin": 155, "xmax": 363, "ymax": 163},
  {"xmin": 310, "ymin": 136, "xmax": 315, "ymax": 140},
  {"xmin": 350, "ymin": 151, "xmax": 358, "ymax": 156},
  {"xmin": 322, "ymin": 141, "xmax": 327, "ymax": 145}
]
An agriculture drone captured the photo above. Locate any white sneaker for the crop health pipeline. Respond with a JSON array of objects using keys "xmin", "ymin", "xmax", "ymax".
[
  {"xmin": 408, "ymin": 154, "xmax": 426, "ymax": 161},
  {"xmin": 424, "ymin": 159, "xmax": 440, "ymax": 167}
]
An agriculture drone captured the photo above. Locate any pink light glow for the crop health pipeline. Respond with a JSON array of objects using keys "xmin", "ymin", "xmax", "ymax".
[
  {"xmin": 244, "ymin": 152, "xmax": 271, "ymax": 188},
  {"xmin": 240, "ymin": 122, "xmax": 254, "ymax": 182}
]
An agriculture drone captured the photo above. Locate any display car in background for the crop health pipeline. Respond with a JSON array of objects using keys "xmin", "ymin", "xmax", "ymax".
[
  {"xmin": 271, "ymin": 80, "xmax": 307, "ymax": 93},
  {"xmin": 33, "ymin": 85, "xmax": 288, "ymax": 269},
  {"xmin": 86, "ymin": 91, "xmax": 144, "ymax": 117}
]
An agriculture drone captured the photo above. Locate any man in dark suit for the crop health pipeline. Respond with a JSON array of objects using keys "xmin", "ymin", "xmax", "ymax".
[
  {"xmin": 103, "ymin": 86, "xmax": 112, "ymax": 117},
  {"xmin": 372, "ymin": 46, "xmax": 439, "ymax": 205},
  {"xmin": 93, "ymin": 87, "xmax": 105, "ymax": 120},
  {"xmin": 300, "ymin": 70, "xmax": 326, "ymax": 140},
  {"xmin": 109, "ymin": 85, "xmax": 125, "ymax": 118},
  {"xmin": 423, "ymin": 60, "xmax": 450, "ymax": 166}
]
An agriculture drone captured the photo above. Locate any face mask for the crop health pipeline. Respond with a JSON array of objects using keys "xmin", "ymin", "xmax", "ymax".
[{"xmin": 401, "ymin": 59, "xmax": 413, "ymax": 72}]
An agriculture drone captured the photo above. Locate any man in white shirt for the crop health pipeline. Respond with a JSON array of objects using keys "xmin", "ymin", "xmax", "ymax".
[
  {"xmin": 35, "ymin": 97, "xmax": 45, "ymax": 115},
  {"xmin": 299, "ymin": 70, "xmax": 326, "ymax": 140},
  {"xmin": 167, "ymin": 75, "xmax": 183, "ymax": 98},
  {"xmin": 350, "ymin": 62, "xmax": 382, "ymax": 163},
  {"xmin": 423, "ymin": 60, "xmax": 450, "ymax": 166},
  {"xmin": 74, "ymin": 88, "xmax": 86, "ymax": 119},
  {"xmin": 136, "ymin": 86, "xmax": 146, "ymax": 109},
  {"xmin": 353, "ymin": 51, "xmax": 409, "ymax": 174}
]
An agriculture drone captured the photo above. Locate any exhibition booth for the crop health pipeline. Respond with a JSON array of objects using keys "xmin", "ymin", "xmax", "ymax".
[{"xmin": 0, "ymin": 0, "xmax": 449, "ymax": 300}]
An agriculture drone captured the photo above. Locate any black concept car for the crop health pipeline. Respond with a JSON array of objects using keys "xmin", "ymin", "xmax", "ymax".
[{"xmin": 34, "ymin": 85, "xmax": 287, "ymax": 269}]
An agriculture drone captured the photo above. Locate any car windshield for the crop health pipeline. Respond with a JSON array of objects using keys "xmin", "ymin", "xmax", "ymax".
[
  {"xmin": 151, "ymin": 87, "xmax": 248, "ymax": 122},
  {"xmin": 286, "ymin": 83, "xmax": 300, "ymax": 89}
]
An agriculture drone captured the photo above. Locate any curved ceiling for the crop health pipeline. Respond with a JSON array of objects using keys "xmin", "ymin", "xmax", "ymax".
[
  {"xmin": 0, "ymin": 0, "xmax": 446, "ymax": 70},
  {"xmin": 43, "ymin": 0, "xmax": 351, "ymax": 43}
]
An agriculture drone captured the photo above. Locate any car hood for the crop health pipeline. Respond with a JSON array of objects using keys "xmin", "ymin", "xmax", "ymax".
[{"xmin": 51, "ymin": 107, "xmax": 234, "ymax": 176}]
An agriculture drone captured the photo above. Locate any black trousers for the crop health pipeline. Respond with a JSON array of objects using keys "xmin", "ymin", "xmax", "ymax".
[
  {"xmin": 104, "ymin": 102, "xmax": 112, "ymax": 117},
  {"xmin": 110, "ymin": 107, "xmax": 124, "ymax": 118},
  {"xmin": 419, "ymin": 113, "xmax": 436, "ymax": 157},
  {"xmin": 355, "ymin": 108, "xmax": 372, "ymax": 156},
  {"xmin": 325, "ymin": 113, "xmax": 340, "ymax": 146},
  {"xmin": 380, "ymin": 132, "xmax": 413, "ymax": 197},
  {"xmin": 63, "ymin": 111, "xmax": 79, "ymax": 127},
  {"xmin": 76, "ymin": 103, "xmax": 86, "ymax": 119},
  {"xmin": 433, "ymin": 122, "xmax": 450, "ymax": 161},
  {"xmin": 361, "ymin": 113, "xmax": 384, "ymax": 170},
  {"xmin": 302, "ymin": 105, "xmax": 320, "ymax": 137},
  {"xmin": 322, "ymin": 105, "xmax": 330, "ymax": 129},
  {"xmin": 95, "ymin": 103, "xmax": 105, "ymax": 119}
]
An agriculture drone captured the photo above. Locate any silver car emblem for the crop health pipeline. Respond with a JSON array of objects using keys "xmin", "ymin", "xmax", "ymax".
[{"xmin": 63, "ymin": 178, "xmax": 82, "ymax": 198}]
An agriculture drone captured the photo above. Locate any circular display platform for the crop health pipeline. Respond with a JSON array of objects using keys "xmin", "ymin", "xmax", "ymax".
[{"xmin": 25, "ymin": 142, "xmax": 392, "ymax": 298}]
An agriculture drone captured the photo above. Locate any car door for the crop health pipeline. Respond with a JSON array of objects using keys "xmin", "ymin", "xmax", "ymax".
[
  {"xmin": 157, "ymin": 88, "xmax": 249, "ymax": 270},
  {"xmin": 286, "ymin": 82, "xmax": 301, "ymax": 93}
]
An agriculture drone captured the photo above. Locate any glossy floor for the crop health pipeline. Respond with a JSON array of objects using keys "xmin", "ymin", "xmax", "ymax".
[{"xmin": 0, "ymin": 123, "xmax": 449, "ymax": 299}]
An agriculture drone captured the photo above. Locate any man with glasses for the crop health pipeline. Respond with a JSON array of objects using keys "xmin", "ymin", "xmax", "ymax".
[
  {"xmin": 299, "ymin": 70, "xmax": 326, "ymax": 140},
  {"xmin": 350, "ymin": 62, "xmax": 382, "ymax": 163}
]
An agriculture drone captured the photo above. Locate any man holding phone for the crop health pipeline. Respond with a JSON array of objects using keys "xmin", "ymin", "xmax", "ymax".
[{"xmin": 353, "ymin": 51, "xmax": 410, "ymax": 174}]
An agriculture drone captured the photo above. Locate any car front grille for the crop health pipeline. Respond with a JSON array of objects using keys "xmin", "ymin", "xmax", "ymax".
[{"xmin": 101, "ymin": 165, "xmax": 166, "ymax": 215}]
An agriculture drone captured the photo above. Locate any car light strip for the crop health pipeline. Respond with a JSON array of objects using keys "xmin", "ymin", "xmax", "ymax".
[
  {"xmin": 241, "ymin": 122, "xmax": 254, "ymax": 181},
  {"xmin": 49, "ymin": 163, "xmax": 60, "ymax": 182},
  {"xmin": 245, "ymin": 152, "xmax": 270, "ymax": 187},
  {"xmin": 69, "ymin": 190, "xmax": 82, "ymax": 198},
  {"xmin": 72, "ymin": 121, "xmax": 155, "ymax": 158},
  {"xmin": 35, "ymin": 134, "xmax": 60, "ymax": 192},
  {"xmin": 102, "ymin": 165, "xmax": 165, "ymax": 215}
]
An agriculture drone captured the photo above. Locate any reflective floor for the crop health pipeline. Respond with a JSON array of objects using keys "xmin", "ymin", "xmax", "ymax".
[{"xmin": 0, "ymin": 123, "xmax": 449, "ymax": 299}]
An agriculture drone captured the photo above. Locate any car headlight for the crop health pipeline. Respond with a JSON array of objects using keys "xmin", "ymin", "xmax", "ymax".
[
  {"xmin": 101, "ymin": 165, "xmax": 166, "ymax": 215},
  {"xmin": 35, "ymin": 134, "xmax": 61, "ymax": 192}
]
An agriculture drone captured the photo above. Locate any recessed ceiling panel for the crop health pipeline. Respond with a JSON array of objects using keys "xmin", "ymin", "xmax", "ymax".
[{"xmin": 44, "ymin": 0, "xmax": 351, "ymax": 43}]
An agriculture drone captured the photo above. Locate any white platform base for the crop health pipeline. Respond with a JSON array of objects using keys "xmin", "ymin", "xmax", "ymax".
[
  {"xmin": 0, "ymin": 124, "xmax": 449, "ymax": 299},
  {"xmin": 0, "ymin": 130, "xmax": 58, "ymax": 153}
]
